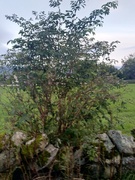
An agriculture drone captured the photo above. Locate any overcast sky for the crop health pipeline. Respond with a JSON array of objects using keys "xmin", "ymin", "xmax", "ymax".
[{"xmin": 1, "ymin": 0, "xmax": 135, "ymax": 67}]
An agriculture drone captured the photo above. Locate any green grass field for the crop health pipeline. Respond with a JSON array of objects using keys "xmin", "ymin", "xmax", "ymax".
[
  {"xmin": 0, "ymin": 84, "xmax": 135, "ymax": 135},
  {"xmin": 114, "ymin": 83, "xmax": 135, "ymax": 135}
]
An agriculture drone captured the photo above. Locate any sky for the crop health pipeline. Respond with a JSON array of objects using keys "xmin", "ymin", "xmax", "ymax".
[{"xmin": 1, "ymin": 0, "xmax": 135, "ymax": 67}]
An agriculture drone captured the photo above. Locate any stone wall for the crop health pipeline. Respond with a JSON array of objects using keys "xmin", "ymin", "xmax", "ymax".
[{"xmin": 0, "ymin": 130, "xmax": 134, "ymax": 179}]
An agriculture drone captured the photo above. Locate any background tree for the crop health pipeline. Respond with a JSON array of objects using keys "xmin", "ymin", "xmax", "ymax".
[
  {"xmin": 120, "ymin": 54, "xmax": 135, "ymax": 80},
  {"xmin": 98, "ymin": 62, "xmax": 119, "ymax": 76}
]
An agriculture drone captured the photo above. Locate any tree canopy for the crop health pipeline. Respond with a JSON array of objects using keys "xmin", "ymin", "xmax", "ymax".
[
  {"xmin": 5, "ymin": 0, "xmax": 118, "ymax": 84},
  {"xmin": 120, "ymin": 54, "xmax": 135, "ymax": 80},
  {"xmin": 2, "ymin": 0, "xmax": 121, "ymax": 143}
]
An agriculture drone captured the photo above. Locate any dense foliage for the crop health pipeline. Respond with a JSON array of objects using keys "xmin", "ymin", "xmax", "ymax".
[
  {"xmin": 1, "ymin": 0, "xmax": 123, "ymax": 178},
  {"xmin": 3, "ymin": 0, "xmax": 120, "ymax": 141}
]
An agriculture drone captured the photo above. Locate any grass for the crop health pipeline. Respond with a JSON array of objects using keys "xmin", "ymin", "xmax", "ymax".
[
  {"xmin": 0, "ymin": 84, "xmax": 135, "ymax": 136},
  {"xmin": 0, "ymin": 87, "xmax": 11, "ymax": 134},
  {"xmin": 0, "ymin": 86, "xmax": 19, "ymax": 134},
  {"xmin": 113, "ymin": 83, "xmax": 135, "ymax": 135}
]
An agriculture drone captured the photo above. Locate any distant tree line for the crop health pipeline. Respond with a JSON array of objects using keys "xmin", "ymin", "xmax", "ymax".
[
  {"xmin": 1, "ymin": 56, "xmax": 135, "ymax": 84},
  {"xmin": 119, "ymin": 54, "xmax": 135, "ymax": 80},
  {"xmin": 98, "ymin": 54, "xmax": 135, "ymax": 80}
]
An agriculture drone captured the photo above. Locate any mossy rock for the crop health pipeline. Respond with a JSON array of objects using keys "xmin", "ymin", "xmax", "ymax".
[
  {"xmin": 37, "ymin": 150, "xmax": 50, "ymax": 167},
  {"xmin": 21, "ymin": 134, "xmax": 48, "ymax": 159},
  {"xmin": 99, "ymin": 141, "xmax": 119, "ymax": 159}
]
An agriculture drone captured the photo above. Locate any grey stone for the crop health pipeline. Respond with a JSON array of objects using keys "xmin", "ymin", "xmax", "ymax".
[
  {"xmin": 44, "ymin": 144, "xmax": 59, "ymax": 167},
  {"xmin": 97, "ymin": 133, "xmax": 115, "ymax": 153},
  {"xmin": 11, "ymin": 131, "xmax": 27, "ymax": 146},
  {"xmin": 108, "ymin": 130, "xmax": 135, "ymax": 155},
  {"xmin": 25, "ymin": 137, "xmax": 35, "ymax": 145},
  {"xmin": 36, "ymin": 144, "xmax": 59, "ymax": 171},
  {"xmin": 37, "ymin": 134, "xmax": 49, "ymax": 153},
  {"xmin": 0, "ymin": 149, "xmax": 19, "ymax": 172},
  {"xmin": 25, "ymin": 133, "xmax": 49, "ymax": 154},
  {"xmin": 105, "ymin": 155, "xmax": 121, "ymax": 165},
  {"xmin": 104, "ymin": 165, "xmax": 117, "ymax": 179},
  {"xmin": 122, "ymin": 156, "xmax": 135, "ymax": 171}
]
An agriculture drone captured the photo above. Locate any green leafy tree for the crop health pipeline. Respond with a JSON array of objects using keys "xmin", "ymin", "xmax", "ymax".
[
  {"xmin": 3, "ymin": 0, "xmax": 120, "ymax": 142},
  {"xmin": 1, "ymin": 0, "xmax": 124, "ymax": 178},
  {"xmin": 120, "ymin": 54, "xmax": 135, "ymax": 79}
]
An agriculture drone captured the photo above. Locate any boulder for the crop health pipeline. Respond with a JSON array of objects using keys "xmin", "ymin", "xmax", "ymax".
[
  {"xmin": 97, "ymin": 133, "xmax": 115, "ymax": 153},
  {"xmin": 122, "ymin": 156, "xmax": 135, "ymax": 171},
  {"xmin": 0, "ymin": 132, "xmax": 58, "ymax": 175},
  {"xmin": 105, "ymin": 155, "xmax": 121, "ymax": 165},
  {"xmin": 21, "ymin": 134, "xmax": 49, "ymax": 158},
  {"xmin": 0, "ymin": 149, "xmax": 19, "ymax": 172},
  {"xmin": 0, "ymin": 132, "xmax": 27, "ymax": 173},
  {"xmin": 38, "ymin": 144, "xmax": 59, "ymax": 170},
  {"xmin": 108, "ymin": 130, "xmax": 135, "ymax": 155},
  {"xmin": 20, "ymin": 134, "xmax": 58, "ymax": 174},
  {"xmin": 11, "ymin": 131, "xmax": 27, "ymax": 147}
]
